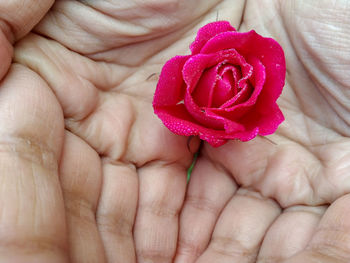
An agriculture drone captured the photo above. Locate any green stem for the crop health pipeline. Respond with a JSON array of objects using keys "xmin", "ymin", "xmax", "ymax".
[{"xmin": 187, "ymin": 151, "xmax": 199, "ymax": 183}]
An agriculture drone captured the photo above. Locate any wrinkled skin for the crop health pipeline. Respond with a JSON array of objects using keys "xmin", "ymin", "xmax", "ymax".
[{"xmin": 0, "ymin": 0, "xmax": 349, "ymax": 262}]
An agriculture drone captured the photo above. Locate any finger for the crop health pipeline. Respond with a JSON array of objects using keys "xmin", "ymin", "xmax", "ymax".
[
  {"xmin": 283, "ymin": 194, "xmax": 350, "ymax": 263},
  {"xmin": 59, "ymin": 131, "xmax": 106, "ymax": 263},
  {"xmin": 0, "ymin": 0, "xmax": 53, "ymax": 40},
  {"xmin": 257, "ymin": 205, "xmax": 326, "ymax": 263},
  {"xmin": 133, "ymin": 162, "xmax": 187, "ymax": 263},
  {"xmin": 14, "ymin": 33, "xmax": 133, "ymax": 141},
  {"xmin": 0, "ymin": 25, "xmax": 12, "ymax": 81},
  {"xmin": 0, "ymin": 64, "xmax": 68, "ymax": 262},
  {"xmin": 0, "ymin": 0, "xmax": 54, "ymax": 79},
  {"xmin": 196, "ymin": 188, "xmax": 281, "ymax": 263},
  {"xmin": 96, "ymin": 160, "xmax": 138, "ymax": 263},
  {"xmin": 174, "ymin": 156, "xmax": 237, "ymax": 263},
  {"xmin": 34, "ymin": 0, "xmax": 241, "ymax": 55}
]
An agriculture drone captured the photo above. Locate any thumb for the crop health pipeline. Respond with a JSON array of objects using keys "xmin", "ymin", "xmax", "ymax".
[{"xmin": 0, "ymin": 0, "xmax": 54, "ymax": 79}]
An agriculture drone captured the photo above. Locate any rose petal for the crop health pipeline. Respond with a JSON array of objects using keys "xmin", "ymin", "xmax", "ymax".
[
  {"xmin": 184, "ymin": 90, "xmax": 225, "ymax": 130},
  {"xmin": 183, "ymin": 49, "xmax": 248, "ymax": 91},
  {"xmin": 155, "ymin": 105, "xmax": 227, "ymax": 146},
  {"xmin": 259, "ymin": 106, "xmax": 284, "ymax": 135},
  {"xmin": 182, "ymin": 49, "xmax": 257, "ymax": 130},
  {"xmin": 219, "ymin": 65, "xmax": 241, "ymax": 95},
  {"xmin": 219, "ymin": 82, "xmax": 253, "ymax": 109},
  {"xmin": 261, "ymin": 110, "xmax": 284, "ymax": 135},
  {"xmin": 155, "ymin": 105, "xmax": 257, "ymax": 146},
  {"xmin": 204, "ymin": 109, "xmax": 245, "ymax": 133},
  {"xmin": 211, "ymin": 76, "xmax": 234, "ymax": 107},
  {"xmin": 152, "ymin": 55, "xmax": 190, "ymax": 107},
  {"xmin": 190, "ymin": 21, "xmax": 236, "ymax": 55},
  {"xmin": 234, "ymin": 127, "xmax": 260, "ymax": 141},
  {"xmin": 182, "ymin": 49, "xmax": 251, "ymax": 129},
  {"xmin": 191, "ymin": 64, "xmax": 218, "ymax": 107},
  {"xmin": 200, "ymin": 30, "xmax": 286, "ymax": 103},
  {"xmin": 219, "ymin": 64, "xmax": 242, "ymax": 82},
  {"xmin": 220, "ymin": 56, "xmax": 265, "ymax": 109},
  {"xmin": 208, "ymin": 57, "xmax": 265, "ymax": 123},
  {"xmin": 185, "ymin": 87, "xmax": 249, "ymax": 135},
  {"xmin": 221, "ymin": 68, "xmax": 236, "ymax": 88},
  {"xmin": 248, "ymin": 102, "xmax": 285, "ymax": 135}
]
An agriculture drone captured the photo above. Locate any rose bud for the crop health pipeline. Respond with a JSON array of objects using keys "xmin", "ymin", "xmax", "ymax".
[{"xmin": 153, "ymin": 21, "xmax": 286, "ymax": 147}]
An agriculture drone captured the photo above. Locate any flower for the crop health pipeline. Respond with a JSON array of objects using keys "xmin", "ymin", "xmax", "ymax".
[{"xmin": 152, "ymin": 21, "xmax": 286, "ymax": 147}]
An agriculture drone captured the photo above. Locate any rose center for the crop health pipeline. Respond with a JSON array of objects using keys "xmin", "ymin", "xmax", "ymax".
[
  {"xmin": 192, "ymin": 62, "xmax": 250, "ymax": 108},
  {"xmin": 211, "ymin": 64, "xmax": 242, "ymax": 107}
]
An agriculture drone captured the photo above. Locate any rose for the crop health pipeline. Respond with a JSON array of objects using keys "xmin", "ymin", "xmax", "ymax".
[{"xmin": 152, "ymin": 21, "xmax": 286, "ymax": 147}]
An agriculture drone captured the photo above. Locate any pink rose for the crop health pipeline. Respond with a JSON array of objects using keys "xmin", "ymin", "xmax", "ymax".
[{"xmin": 153, "ymin": 21, "xmax": 286, "ymax": 147}]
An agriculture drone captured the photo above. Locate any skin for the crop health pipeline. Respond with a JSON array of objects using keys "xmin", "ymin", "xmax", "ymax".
[{"xmin": 0, "ymin": 0, "xmax": 349, "ymax": 262}]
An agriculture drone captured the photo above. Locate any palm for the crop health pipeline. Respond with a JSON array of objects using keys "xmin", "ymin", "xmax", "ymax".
[
  {"xmin": 12, "ymin": 1, "xmax": 203, "ymax": 262},
  {"xmin": 0, "ymin": 0, "xmax": 349, "ymax": 263},
  {"xmin": 176, "ymin": 1, "xmax": 350, "ymax": 263}
]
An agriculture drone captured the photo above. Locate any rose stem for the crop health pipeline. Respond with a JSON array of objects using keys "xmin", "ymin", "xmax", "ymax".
[{"xmin": 187, "ymin": 150, "xmax": 199, "ymax": 183}]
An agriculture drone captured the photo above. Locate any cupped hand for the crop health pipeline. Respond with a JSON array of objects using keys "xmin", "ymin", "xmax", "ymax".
[
  {"xmin": 175, "ymin": 1, "xmax": 350, "ymax": 263},
  {"xmin": 0, "ymin": 0, "xmax": 349, "ymax": 263}
]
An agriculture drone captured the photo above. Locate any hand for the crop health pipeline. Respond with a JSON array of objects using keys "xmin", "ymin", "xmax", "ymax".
[
  {"xmin": 174, "ymin": 1, "xmax": 350, "ymax": 263},
  {"xmin": 0, "ymin": 1, "xmax": 349, "ymax": 263},
  {"xmin": 1, "ymin": 0, "xmax": 204, "ymax": 262}
]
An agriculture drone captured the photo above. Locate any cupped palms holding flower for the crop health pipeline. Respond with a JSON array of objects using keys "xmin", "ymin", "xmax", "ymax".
[{"xmin": 0, "ymin": 0, "xmax": 349, "ymax": 263}]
